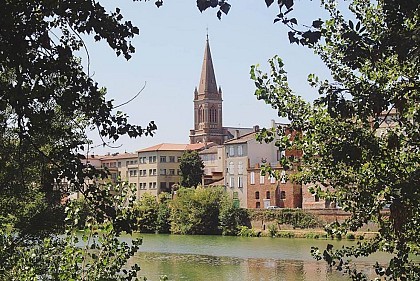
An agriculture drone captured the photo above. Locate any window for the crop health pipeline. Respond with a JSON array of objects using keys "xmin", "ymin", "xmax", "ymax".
[
  {"xmin": 149, "ymin": 182, "xmax": 157, "ymax": 189},
  {"xmin": 169, "ymin": 156, "xmax": 175, "ymax": 163},
  {"xmin": 229, "ymin": 176, "xmax": 235, "ymax": 188},
  {"xmin": 260, "ymin": 174, "xmax": 265, "ymax": 184},
  {"xmin": 266, "ymin": 191, "xmax": 270, "ymax": 199},
  {"xmin": 129, "ymin": 170, "xmax": 137, "ymax": 177},
  {"xmin": 139, "ymin": 157, "xmax": 147, "ymax": 164},
  {"xmin": 139, "ymin": 169, "xmax": 146, "ymax": 176},
  {"xmin": 250, "ymin": 172, "xmax": 255, "ymax": 185},
  {"xmin": 160, "ymin": 169, "xmax": 166, "ymax": 175},
  {"xmin": 315, "ymin": 194, "xmax": 320, "ymax": 202},
  {"xmin": 255, "ymin": 191, "xmax": 260, "ymax": 199},
  {"xmin": 117, "ymin": 162, "xmax": 121, "ymax": 168},
  {"xmin": 228, "ymin": 161, "xmax": 234, "ymax": 174},
  {"xmin": 149, "ymin": 156, "xmax": 157, "ymax": 163},
  {"xmin": 229, "ymin": 146, "xmax": 235, "ymax": 157},
  {"xmin": 238, "ymin": 176, "xmax": 243, "ymax": 188},
  {"xmin": 238, "ymin": 161, "xmax": 243, "ymax": 175},
  {"xmin": 169, "ymin": 182, "xmax": 175, "ymax": 189},
  {"xmin": 160, "ymin": 182, "xmax": 167, "ymax": 189},
  {"xmin": 270, "ymin": 175, "xmax": 276, "ymax": 184},
  {"xmin": 149, "ymin": 169, "xmax": 156, "ymax": 176},
  {"xmin": 280, "ymin": 171, "xmax": 286, "ymax": 184},
  {"xmin": 160, "ymin": 156, "xmax": 166, "ymax": 163},
  {"xmin": 277, "ymin": 149, "xmax": 286, "ymax": 161},
  {"xmin": 280, "ymin": 191, "xmax": 286, "ymax": 199},
  {"xmin": 256, "ymin": 202, "xmax": 261, "ymax": 208},
  {"xmin": 238, "ymin": 145, "xmax": 243, "ymax": 156},
  {"xmin": 169, "ymin": 169, "xmax": 175, "ymax": 175},
  {"xmin": 177, "ymin": 156, "xmax": 181, "ymax": 162},
  {"xmin": 177, "ymin": 169, "xmax": 181, "ymax": 175}
]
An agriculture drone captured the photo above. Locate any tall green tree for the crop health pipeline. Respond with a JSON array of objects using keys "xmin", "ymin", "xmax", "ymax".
[
  {"xmin": 248, "ymin": 0, "xmax": 419, "ymax": 280},
  {"xmin": 0, "ymin": 0, "xmax": 156, "ymax": 278},
  {"xmin": 170, "ymin": 187, "xmax": 225, "ymax": 235},
  {"xmin": 179, "ymin": 150, "xmax": 204, "ymax": 188}
]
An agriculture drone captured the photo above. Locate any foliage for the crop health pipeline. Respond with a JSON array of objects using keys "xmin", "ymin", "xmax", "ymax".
[
  {"xmin": 170, "ymin": 187, "xmax": 225, "ymax": 235},
  {"xmin": 251, "ymin": 1, "xmax": 419, "ymax": 279},
  {"xmin": 1, "ymin": 1, "xmax": 156, "ymax": 278},
  {"xmin": 0, "ymin": 182, "xmax": 142, "ymax": 280},
  {"xmin": 179, "ymin": 150, "xmax": 205, "ymax": 188},
  {"xmin": 249, "ymin": 209, "xmax": 323, "ymax": 229},
  {"xmin": 237, "ymin": 226, "xmax": 259, "ymax": 237},
  {"xmin": 219, "ymin": 202, "xmax": 250, "ymax": 236},
  {"xmin": 267, "ymin": 223, "xmax": 278, "ymax": 237},
  {"xmin": 156, "ymin": 193, "xmax": 171, "ymax": 234},
  {"xmin": 132, "ymin": 193, "xmax": 159, "ymax": 233}
]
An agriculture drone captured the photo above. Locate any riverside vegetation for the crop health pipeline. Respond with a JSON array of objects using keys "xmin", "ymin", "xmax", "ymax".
[{"xmin": 73, "ymin": 186, "xmax": 364, "ymax": 240}]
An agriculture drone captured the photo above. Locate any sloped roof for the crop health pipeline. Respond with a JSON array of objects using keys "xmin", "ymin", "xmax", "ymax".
[
  {"xmin": 137, "ymin": 142, "xmax": 211, "ymax": 153},
  {"xmin": 224, "ymin": 131, "xmax": 257, "ymax": 145},
  {"xmin": 99, "ymin": 153, "xmax": 137, "ymax": 161}
]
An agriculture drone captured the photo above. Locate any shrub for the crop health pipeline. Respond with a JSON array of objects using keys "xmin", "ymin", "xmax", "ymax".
[
  {"xmin": 346, "ymin": 233, "xmax": 356, "ymax": 240},
  {"xmin": 267, "ymin": 224, "xmax": 278, "ymax": 237},
  {"xmin": 237, "ymin": 226, "xmax": 259, "ymax": 237}
]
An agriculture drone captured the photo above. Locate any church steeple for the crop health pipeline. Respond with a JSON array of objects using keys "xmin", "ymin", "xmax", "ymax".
[
  {"xmin": 198, "ymin": 38, "xmax": 218, "ymax": 96},
  {"xmin": 190, "ymin": 36, "xmax": 225, "ymax": 145}
]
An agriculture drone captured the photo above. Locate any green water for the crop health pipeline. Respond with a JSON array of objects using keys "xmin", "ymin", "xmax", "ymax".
[{"xmin": 121, "ymin": 234, "xmax": 391, "ymax": 281}]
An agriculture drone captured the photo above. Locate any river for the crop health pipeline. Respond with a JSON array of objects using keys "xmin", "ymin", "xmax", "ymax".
[{"xmin": 120, "ymin": 234, "xmax": 391, "ymax": 281}]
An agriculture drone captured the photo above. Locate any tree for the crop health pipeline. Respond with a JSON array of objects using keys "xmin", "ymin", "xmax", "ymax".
[
  {"xmin": 179, "ymin": 150, "xmax": 204, "ymax": 188},
  {"xmin": 132, "ymin": 193, "xmax": 159, "ymax": 233},
  {"xmin": 248, "ymin": 0, "xmax": 419, "ymax": 280},
  {"xmin": 169, "ymin": 187, "xmax": 225, "ymax": 235},
  {"xmin": 1, "ymin": 0, "xmax": 156, "ymax": 278}
]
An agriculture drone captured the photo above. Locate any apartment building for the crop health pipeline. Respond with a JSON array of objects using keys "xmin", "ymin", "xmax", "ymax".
[
  {"xmin": 224, "ymin": 128, "xmax": 278, "ymax": 208},
  {"xmin": 199, "ymin": 145, "xmax": 225, "ymax": 186},
  {"xmin": 136, "ymin": 143, "xmax": 208, "ymax": 198}
]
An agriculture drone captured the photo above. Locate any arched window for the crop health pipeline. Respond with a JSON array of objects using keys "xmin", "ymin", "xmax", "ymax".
[
  {"xmin": 280, "ymin": 191, "xmax": 286, "ymax": 199},
  {"xmin": 255, "ymin": 191, "xmax": 260, "ymax": 199},
  {"xmin": 198, "ymin": 106, "xmax": 203, "ymax": 123},
  {"xmin": 228, "ymin": 161, "xmax": 234, "ymax": 174}
]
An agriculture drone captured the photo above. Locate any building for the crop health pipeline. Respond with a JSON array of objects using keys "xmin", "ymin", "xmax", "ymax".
[
  {"xmin": 199, "ymin": 145, "xmax": 225, "ymax": 186},
  {"xmin": 223, "ymin": 128, "xmax": 278, "ymax": 207},
  {"xmin": 247, "ymin": 164, "xmax": 302, "ymax": 209},
  {"xmin": 189, "ymin": 37, "xmax": 253, "ymax": 144},
  {"xmin": 136, "ymin": 143, "xmax": 209, "ymax": 198}
]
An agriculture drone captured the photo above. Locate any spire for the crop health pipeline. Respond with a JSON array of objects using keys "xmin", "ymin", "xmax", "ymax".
[{"xmin": 198, "ymin": 37, "xmax": 218, "ymax": 95}]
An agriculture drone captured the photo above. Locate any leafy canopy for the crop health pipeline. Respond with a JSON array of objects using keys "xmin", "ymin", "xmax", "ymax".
[
  {"xmin": 250, "ymin": 0, "xmax": 419, "ymax": 280},
  {"xmin": 179, "ymin": 150, "xmax": 205, "ymax": 188}
]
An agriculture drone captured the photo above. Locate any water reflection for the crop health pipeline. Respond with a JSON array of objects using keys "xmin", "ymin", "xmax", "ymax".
[
  {"xmin": 123, "ymin": 234, "xmax": 389, "ymax": 281},
  {"xmin": 130, "ymin": 252, "xmax": 348, "ymax": 281}
]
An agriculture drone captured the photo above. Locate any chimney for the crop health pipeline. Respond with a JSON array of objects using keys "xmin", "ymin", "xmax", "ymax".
[
  {"xmin": 234, "ymin": 129, "xmax": 239, "ymax": 139},
  {"xmin": 271, "ymin": 119, "xmax": 276, "ymax": 128}
]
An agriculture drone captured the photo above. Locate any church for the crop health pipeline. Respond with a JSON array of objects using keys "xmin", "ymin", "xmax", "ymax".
[{"xmin": 189, "ymin": 37, "xmax": 254, "ymax": 145}]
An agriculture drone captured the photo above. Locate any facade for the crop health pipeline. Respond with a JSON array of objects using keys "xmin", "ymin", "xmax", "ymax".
[
  {"xmin": 99, "ymin": 153, "xmax": 138, "ymax": 185},
  {"xmin": 223, "ymin": 129, "xmax": 279, "ymax": 208},
  {"xmin": 136, "ymin": 143, "xmax": 208, "ymax": 198},
  {"xmin": 247, "ymin": 164, "xmax": 302, "ymax": 209},
  {"xmin": 189, "ymin": 38, "xmax": 253, "ymax": 145},
  {"xmin": 199, "ymin": 145, "xmax": 225, "ymax": 186}
]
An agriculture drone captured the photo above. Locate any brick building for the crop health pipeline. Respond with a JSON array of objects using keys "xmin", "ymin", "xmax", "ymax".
[{"xmin": 247, "ymin": 164, "xmax": 302, "ymax": 209}]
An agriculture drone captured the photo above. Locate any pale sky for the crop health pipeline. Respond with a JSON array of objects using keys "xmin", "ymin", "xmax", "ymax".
[{"xmin": 84, "ymin": 0, "xmax": 330, "ymax": 155}]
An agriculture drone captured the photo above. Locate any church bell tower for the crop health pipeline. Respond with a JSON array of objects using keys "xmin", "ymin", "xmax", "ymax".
[{"xmin": 189, "ymin": 37, "xmax": 224, "ymax": 144}]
